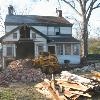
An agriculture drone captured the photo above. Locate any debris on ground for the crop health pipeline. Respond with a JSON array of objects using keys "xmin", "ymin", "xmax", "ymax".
[
  {"xmin": 35, "ymin": 71, "xmax": 100, "ymax": 100},
  {"xmin": 0, "ymin": 59, "xmax": 47, "ymax": 86},
  {"xmin": 71, "ymin": 63, "xmax": 100, "ymax": 74},
  {"xmin": 0, "ymin": 56, "xmax": 100, "ymax": 99}
]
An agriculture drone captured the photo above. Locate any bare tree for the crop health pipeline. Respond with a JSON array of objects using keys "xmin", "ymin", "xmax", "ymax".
[
  {"xmin": 60, "ymin": 0, "xmax": 100, "ymax": 57},
  {"xmin": 0, "ymin": 7, "xmax": 4, "ymax": 33}
]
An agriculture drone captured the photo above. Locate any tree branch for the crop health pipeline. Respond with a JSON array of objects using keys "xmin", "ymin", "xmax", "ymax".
[
  {"xmin": 86, "ymin": 0, "xmax": 98, "ymax": 23},
  {"xmin": 85, "ymin": 0, "xmax": 90, "ymax": 3},
  {"xmin": 78, "ymin": 0, "xmax": 84, "ymax": 14},
  {"xmin": 62, "ymin": 0, "xmax": 82, "ymax": 16},
  {"xmin": 93, "ymin": 3, "xmax": 100, "ymax": 9}
]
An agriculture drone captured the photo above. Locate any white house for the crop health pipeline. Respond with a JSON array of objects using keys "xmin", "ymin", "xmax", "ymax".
[{"xmin": 0, "ymin": 6, "xmax": 80, "ymax": 68}]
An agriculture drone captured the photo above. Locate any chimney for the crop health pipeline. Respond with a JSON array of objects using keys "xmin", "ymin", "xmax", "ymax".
[
  {"xmin": 8, "ymin": 5, "xmax": 14, "ymax": 15},
  {"xmin": 56, "ymin": 8, "xmax": 62, "ymax": 17}
]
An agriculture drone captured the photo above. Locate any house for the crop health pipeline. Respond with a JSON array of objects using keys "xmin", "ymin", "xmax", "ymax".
[{"xmin": 0, "ymin": 6, "xmax": 80, "ymax": 68}]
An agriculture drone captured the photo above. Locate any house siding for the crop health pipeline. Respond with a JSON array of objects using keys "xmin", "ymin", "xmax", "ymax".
[
  {"xmin": 57, "ymin": 55, "xmax": 80, "ymax": 64},
  {"xmin": 6, "ymin": 26, "xmax": 18, "ymax": 33},
  {"xmin": 5, "ymin": 25, "xmax": 72, "ymax": 37},
  {"xmin": 33, "ymin": 26, "xmax": 47, "ymax": 35},
  {"xmin": 3, "ymin": 30, "xmax": 19, "ymax": 42}
]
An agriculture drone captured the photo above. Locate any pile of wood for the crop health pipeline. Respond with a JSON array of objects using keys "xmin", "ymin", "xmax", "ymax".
[
  {"xmin": 35, "ymin": 71, "xmax": 100, "ymax": 100},
  {"xmin": 32, "ymin": 52, "xmax": 60, "ymax": 74},
  {"xmin": 35, "ymin": 79, "xmax": 91, "ymax": 100}
]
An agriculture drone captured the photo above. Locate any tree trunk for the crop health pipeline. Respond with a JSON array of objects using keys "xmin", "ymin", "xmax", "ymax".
[
  {"xmin": 82, "ymin": 16, "xmax": 88, "ymax": 57},
  {"xmin": 83, "ymin": 29, "xmax": 88, "ymax": 57}
]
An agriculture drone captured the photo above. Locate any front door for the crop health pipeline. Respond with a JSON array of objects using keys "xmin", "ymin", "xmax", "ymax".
[{"xmin": 48, "ymin": 46, "xmax": 55, "ymax": 54}]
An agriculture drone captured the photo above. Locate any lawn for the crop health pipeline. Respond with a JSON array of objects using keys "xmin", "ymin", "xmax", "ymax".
[{"xmin": 0, "ymin": 82, "xmax": 50, "ymax": 100}]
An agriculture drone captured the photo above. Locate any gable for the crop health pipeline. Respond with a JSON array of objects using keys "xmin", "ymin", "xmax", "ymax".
[{"xmin": 0, "ymin": 26, "xmax": 48, "ymax": 42}]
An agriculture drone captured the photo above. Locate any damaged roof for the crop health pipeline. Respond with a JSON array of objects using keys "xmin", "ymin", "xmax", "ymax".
[{"xmin": 5, "ymin": 15, "xmax": 73, "ymax": 26}]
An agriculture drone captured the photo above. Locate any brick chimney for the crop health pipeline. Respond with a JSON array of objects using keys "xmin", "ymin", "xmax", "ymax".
[
  {"xmin": 8, "ymin": 5, "xmax": 14, "ymax": 15},
  {"xmin": 56, "ymin": 8, "xmax": 62, "ymax": 17}
]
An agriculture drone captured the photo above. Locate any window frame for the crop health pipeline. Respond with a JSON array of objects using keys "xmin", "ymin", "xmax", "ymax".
[
  {"xmin": 64, "ymin": 43, "xmax": 71, "ymax": 55},
  {"xmin": 54, "ymin": 27, "xmax": 60, "ymax": 35},
  {"xmin": 13, "ymin": 32, "xmax": 17, "ymax": 39},
  {"xmin": 32, "ymin": 32, "xmax": 36, "ymax": 39},
  {"xmin": 73, "ymin": 43, "xmax": 80, "ymax": 55},
  {"xmin": 56, "ymin": 44, "xmax": 63, "ymax": 55},
  {"xmin": 38, "ymin": 45, "xmax": 44, "ymax": 54},
  {"xmin": 6, "ymin": 46, "xmax": 14, "ymax": 57}
]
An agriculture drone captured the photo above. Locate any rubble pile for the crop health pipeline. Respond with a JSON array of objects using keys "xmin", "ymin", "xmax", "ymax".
[
  {"xmin": 35, "ymin": 71, "xmax": 100, "ymax": 100},
  {"xmin": 0, "ymin": 59, "xmax": 46, "ymax": 84},
  {"xmin": 71, "ymin": 63, "xmax": 100, "ymax": 74}
]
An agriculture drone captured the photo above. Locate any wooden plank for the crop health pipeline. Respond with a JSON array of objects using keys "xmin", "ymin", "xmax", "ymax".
[
  {"xmin": 59, "ymin": 81, "xmax": 89, "ymax": 91},
  {"xmin": 65, "ymin": 89, "xmax": 91, "ymax": 97}
]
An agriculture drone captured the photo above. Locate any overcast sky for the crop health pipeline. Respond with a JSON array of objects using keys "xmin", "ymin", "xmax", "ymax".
[{"xmin": 0, "ymin": 0, "xmax": 100, "ymax": 37}]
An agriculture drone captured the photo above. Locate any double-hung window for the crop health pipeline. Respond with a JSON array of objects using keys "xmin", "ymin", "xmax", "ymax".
[
  {"xmin": 6, "ymin": 46, "xmax": 14, "ymax": 57},
  {"xmin": 56, "ymin": 44, "xmax": 63, "ymax": 55},
  {"xmin": 38, "ymin": 45, "xmax": 44, "ymax": 54},
  {"xmin": 65, "ymin": 44, "xmax": 71, "ymax": 55},
  {"xmin": 73, "ymin": 44, "xmax": 79, "ymax": 55},
  {"xmin": 13, "ymin": 33, "xmax": 17, "ymax": 39}
]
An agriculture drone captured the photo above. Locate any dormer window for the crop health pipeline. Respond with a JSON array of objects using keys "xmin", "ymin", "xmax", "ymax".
[
  {"xmin": 55, "ymin": 27, "xmax": 60, "ymax": 35},
  {"xmin": 13, "ymin": 33, "xmax": 17, "ymax": 39}
]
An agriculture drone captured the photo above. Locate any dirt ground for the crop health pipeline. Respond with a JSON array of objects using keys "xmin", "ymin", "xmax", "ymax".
[{"xmin": 0, "ymin": 82, "xmax": 50, "ymax": 100}]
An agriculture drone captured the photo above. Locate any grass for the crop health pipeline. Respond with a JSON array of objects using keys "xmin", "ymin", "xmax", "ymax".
[{"xmin": 0, "ymin": 82, "xmax": 50, "ymax": 100}]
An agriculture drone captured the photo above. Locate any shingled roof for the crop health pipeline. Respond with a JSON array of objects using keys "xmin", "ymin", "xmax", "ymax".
[
  {"xmin": 5, "ymin": 15, "xmax": 73, "ymax": 26},
  {"xmin": 48, "ymin": 36, "xmax": 80, "ymax": 43}
]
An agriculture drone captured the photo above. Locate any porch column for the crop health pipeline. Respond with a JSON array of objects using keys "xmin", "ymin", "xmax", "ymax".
[
  {"xmin": 71, "ymin": 43, "xmax": 73, "ymax": 55},
  {"xmin": 2, "ymin": 57, "xmax": 5, "ymax": 69}
]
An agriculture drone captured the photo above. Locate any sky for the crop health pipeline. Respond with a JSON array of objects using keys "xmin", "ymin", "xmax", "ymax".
[{"xmin": 0, "ymin": 0, "xmax": 100, "ymax": 38}]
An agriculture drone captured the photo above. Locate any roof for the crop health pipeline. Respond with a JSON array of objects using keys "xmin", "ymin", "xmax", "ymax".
[
  {"xmin": 48, "ymin": 36, "xmax": 80, "ymax": 43},
  {"xmin": 5, "ymin": 15, "xmax": 73, "ymax": 26}
]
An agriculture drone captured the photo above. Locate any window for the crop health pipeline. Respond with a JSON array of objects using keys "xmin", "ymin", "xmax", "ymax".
[
  {"xmin": 38, "ymin": 45, "xmax": 43, "ymax": 54},
  {"xmin": 65, "ymin": 44, "xmax": 71, "ymax": 55},
  {"xmin": 47, "ymin": 27, "xmax": 54, "ymax": 35},
  {"xmin": 55, "ymin": 27, "xmax": 60, "ymax": 35},
  {"xmin": 6, "ymin": 46, "xmax": 14, "ymax": 57},
  {"xmin": 73, "ymin": 44, "xmax": 79, "ymax": 55},
  {"xmin": 56, "ymin": 44, "xmax": 63, "ymax": 55},
  {"xmin": 32, "ymin": 33, "xmax": 36, "ymax": 39},
  {"xmin": 13, "ymin": 33, "xmax": 17, "ymax": 39}
]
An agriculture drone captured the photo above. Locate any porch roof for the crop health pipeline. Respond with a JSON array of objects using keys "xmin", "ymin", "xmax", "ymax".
[{"xmin": 48, "ymin": 36, "xmax": 80, "ymax": 43}]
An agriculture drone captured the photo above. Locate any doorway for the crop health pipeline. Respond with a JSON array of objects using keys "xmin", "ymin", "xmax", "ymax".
[
  {"xmin": 48, "ymin": 46, "xmax": 55, "ymax": 54},
  {"xmin": 16, "ymin": 42, "xmax": 34, "ymax": 59}
]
